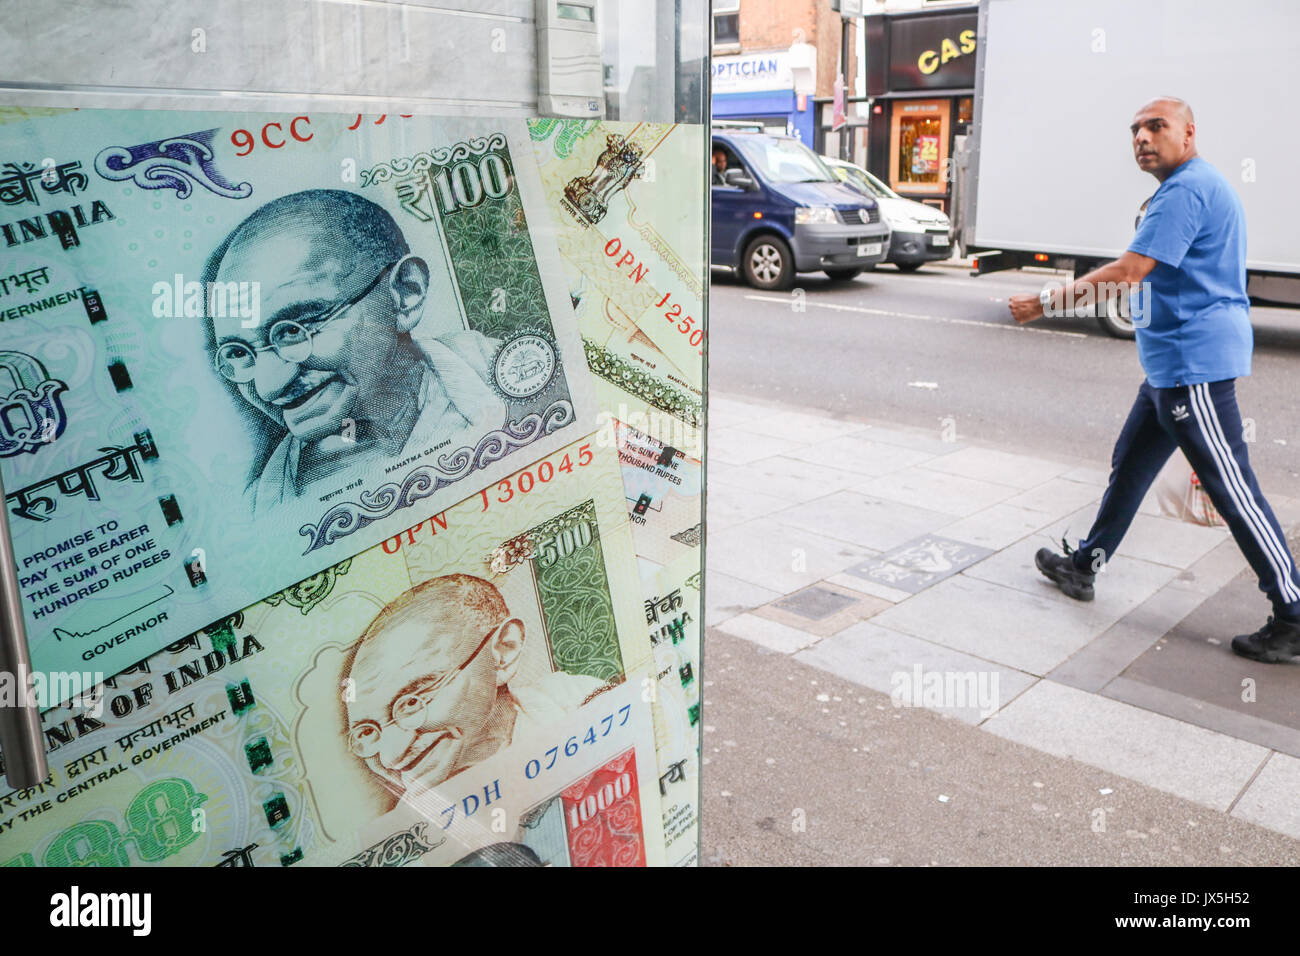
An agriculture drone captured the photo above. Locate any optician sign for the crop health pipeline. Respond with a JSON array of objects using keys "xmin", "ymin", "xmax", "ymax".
[{"xmin": 712, "ymin": 52, "xmax": 794, "ymax": 95}]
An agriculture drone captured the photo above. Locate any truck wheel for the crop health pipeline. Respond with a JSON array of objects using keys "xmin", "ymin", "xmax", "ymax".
[
  {"xmin": 823, "ymin": 267, "xmax": 862, "ymax": 281},
  {"xmin": 1096, "ymin": 294, "xmax": 1136, "ymax": 339},
  {"xmin": 743, "ymin": 236, "xmax": 794, "ymax": 290}
]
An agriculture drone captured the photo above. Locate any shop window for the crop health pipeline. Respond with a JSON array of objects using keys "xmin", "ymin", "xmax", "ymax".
[
  {"xmin": 889, "ymin": 99, "xmax": 948, "ymax": 194},
  {"xmin": 957, "ymin": 96, "xmax": 973, "ymax": 126}
]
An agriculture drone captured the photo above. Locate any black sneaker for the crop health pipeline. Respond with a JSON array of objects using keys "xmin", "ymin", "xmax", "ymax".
[
  {"xmin": 1034, "ymin": 538, "xmax": 1095, "ymax": 602},
  {"xmin": 1231, "ymin": 616, "xmax": 1300, "ymax": 663}
]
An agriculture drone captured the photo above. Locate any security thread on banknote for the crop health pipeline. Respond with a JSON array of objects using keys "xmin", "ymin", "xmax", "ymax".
[{"xmin": 0, "ymin": 109, "xmax": 594, "ymax": 689}]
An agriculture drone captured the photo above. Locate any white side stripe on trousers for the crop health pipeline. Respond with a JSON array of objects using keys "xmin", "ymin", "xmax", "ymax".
[{"xmin": 1189, "ymin": 383, "xmax": 1300, "ymax": 604}]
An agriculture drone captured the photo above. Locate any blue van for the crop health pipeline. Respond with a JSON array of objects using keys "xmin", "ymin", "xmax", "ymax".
[{"xmin": 711, "ymin": 129, "xmax": 891, "ymax": 290}]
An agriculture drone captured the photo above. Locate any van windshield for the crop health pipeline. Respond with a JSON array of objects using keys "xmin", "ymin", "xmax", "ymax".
[{"xmin": 736, "ymin": 137, "xmax": 834, "ymax": 184}]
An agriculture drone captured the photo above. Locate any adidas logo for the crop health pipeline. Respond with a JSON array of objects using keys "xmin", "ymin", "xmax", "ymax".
[{"xmin": 1172, "ymin": 404, "xmax": 1189, "ymax": 421}]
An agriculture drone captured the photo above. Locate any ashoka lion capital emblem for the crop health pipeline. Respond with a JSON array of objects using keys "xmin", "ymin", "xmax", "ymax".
[
  {"xmin": 0, "ymin": 350, "xmax": 68, "ymax": 457},
  {"xmin": 561, "ymin": 134, "xmax": 645, "ymax": 227}
]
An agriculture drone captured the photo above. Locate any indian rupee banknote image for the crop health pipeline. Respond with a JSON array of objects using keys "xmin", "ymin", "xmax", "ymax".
[
  {"xmin": 0, "ymin": 437, "xmax": 660, "ymax": 866},
  {"xmin": 529, "ymin": 119, "xmax": 704, "ymax": 869},
  {"xmin": 351, "ymin": 678, "xmax": 663, "ymax": 867},
  {"xmin": 610, "ymin": 417, "xmax": 702, "ymax": 586},
  {"xmin": 645, "ymin": 552, "xmax": 700, "ymax": 867},
  {"xmin": 529, "ymin": 119, "xmax": 704, "ymax": 453},
  {"xmin": 0, "ymin": 108, "xmax": 596, "ymax": 686}
]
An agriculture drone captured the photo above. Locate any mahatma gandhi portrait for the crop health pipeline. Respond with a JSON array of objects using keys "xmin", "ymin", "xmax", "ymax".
[
  {"xmin": 202, "ymin": 190, "xmax": 506, "ymax": 512},
  {"xmin": 342, "ymin": 573, "xmax": 608, "ymax": 797}
]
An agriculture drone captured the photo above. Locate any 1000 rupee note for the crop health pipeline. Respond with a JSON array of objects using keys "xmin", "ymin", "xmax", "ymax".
[
  {"xmin": 0, "ymin": 436, "xmax": 655, "ymax": 866},
  {"xmin": 349, "ymin": 678, "xmax": 664, "ymax": 867},
  {"xmin": 0, "ymin": 107, "xmax": 594, "ymax": 687}
]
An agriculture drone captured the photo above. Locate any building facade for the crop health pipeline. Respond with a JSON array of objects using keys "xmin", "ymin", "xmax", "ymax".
[
  {"xmin": 861, "ymin": 2, "xmax": 978, "ymax": 213},
  {"xmin": 710, "ymin": 0, "xmax": 859, "ymax": 145}
]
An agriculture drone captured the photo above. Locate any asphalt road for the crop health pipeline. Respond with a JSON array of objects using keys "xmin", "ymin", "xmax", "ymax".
[{"xmin": 707, "ymin": 263, "xmax": 1300, "ymax": 490}]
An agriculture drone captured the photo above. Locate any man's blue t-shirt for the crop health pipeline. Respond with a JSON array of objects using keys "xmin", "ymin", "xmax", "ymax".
[{"xmin": 1128, "ymin": 156, "xmax": 1252, "ymax": 388}]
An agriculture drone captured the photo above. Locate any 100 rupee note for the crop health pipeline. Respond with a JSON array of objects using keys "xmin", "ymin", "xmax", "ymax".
[{"xmin": 0, "ymin": 107, "xmax": 594, "ymax": 686}]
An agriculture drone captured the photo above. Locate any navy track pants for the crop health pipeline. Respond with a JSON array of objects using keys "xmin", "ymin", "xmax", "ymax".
[{"xmin": 1071, "ymin": 379, "xmax": 1300, "ymax": 617}]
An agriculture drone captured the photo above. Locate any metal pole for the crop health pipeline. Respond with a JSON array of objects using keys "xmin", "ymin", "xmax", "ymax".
[
  {"xmin": 840, "ymin": 16, "xmax": 852, "ymax": 160},
  {"xmin": 0, "ymin": 470, "xmax": 47, "ymax": 790}
]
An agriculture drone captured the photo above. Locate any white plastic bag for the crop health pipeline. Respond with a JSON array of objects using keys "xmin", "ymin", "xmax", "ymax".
[{"xmin": 1154, "ymin": 451, "xmax": 1225, "ymax": 527}]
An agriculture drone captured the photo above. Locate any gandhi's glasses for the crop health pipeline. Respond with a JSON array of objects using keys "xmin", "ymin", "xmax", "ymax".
[
  {"xmin": 347, "ymin": 624, "xmax": 499, "ymax": 760},
  {"xmin": 213, "ymin": 260, "xmax": 398, "ymax": 384}
]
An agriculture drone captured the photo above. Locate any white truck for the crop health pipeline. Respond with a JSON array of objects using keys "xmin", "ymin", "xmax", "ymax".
[{"xmin": 958, "ymin": 0, "xmax": 1300, "ymax": 337}]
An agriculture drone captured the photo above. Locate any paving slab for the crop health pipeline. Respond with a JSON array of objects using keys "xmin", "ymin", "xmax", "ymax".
[
  {"xmin": 853, "ymin": 465, "xmax": 1020, "ymax": 518},
  {"xmin": 938, "ymin": 502, "xmax": 1059, "ymax": 551},
  {"xmin": 1002, "ymin": 476, "xmax": 1104, "ymax": 518},
  {"xmin": 706, "ymin": 517, "xmax": 877, "ymax": 595},
  {"xmin": 870, "ymin": 574, "xmax": 1113, "ymax": 675},
  {"xmin": 963, "ymin": 545, "xmax": 1180, "ymax": 622},
  {"xmin": 706, "ymin": 394, "xmax": 770, "ymax": 428},
  {"xmin": 714, "ymin": 612, "xmax": 821, "ymax": 654},
  {"xmin": 1107, "ymin": 513, "xmax": 1231, "ymax": 569},
  {"xmin": 706, "ymin": 484, "xmax": 793, "ymax": 533},
  {"xmin": 708, "ymin": 428, "xmax": 806, "ymax": 466},
  {"xmin": 852, "ymin": 423, "xmax": 966, "ymax": 456},
  {"xmin": 921, "ymin": 446, "xmax": 1071, "ymax": 490},
  {"xmin": 1230, "ymin": 752, "xmax": 1300, "ymax": 839},
  {"xmin": 793, "ymin": 620, "xmax": 1037, "ymax": 725},
  {"xmin": 841, "ymin": 534, "xmax": 992, "ymax": 594},
  {"xmin": 986, "ymin": 680, "xmax": 1269, "ymax": 812},
  {"xmin": 1164, "ymin": 536, "xmax": 1251, "ymax": 597},
  {"xmin": 785, "ymin": 436, "xmax": 934, "ymax": 478},
  {"xmin": 704, "ymin": 571, "xmax": 783, "ymax": 628},
  {"xmin": 1060, "ymin": 465, "xmax": 1110, "ymax": 486},
  {"xmin": 738, "ymin": 409, "xmax": 870, "ymax": 445},
  {"xmin": 709, "ymin": 456, "xmax": 863, "ymax": 504},
  {"xmin": 776, "ymin": 490, "xmax": 954, "ymax": 553}
]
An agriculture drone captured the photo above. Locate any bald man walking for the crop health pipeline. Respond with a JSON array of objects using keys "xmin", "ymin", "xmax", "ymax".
[{"xmin": 1009, "ymin": 98, "xmax": 1300, "ymax": 663}]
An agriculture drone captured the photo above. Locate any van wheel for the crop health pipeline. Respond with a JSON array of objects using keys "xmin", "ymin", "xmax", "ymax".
[
  {"xmin": 743, "ymin": 236, "xmax": 794, "ymax": 290},
  {"xmin": 823, "ymin": 267, "xmax": 861, "ymax": 281},
  {"xmin": 895, "ymin": 262, "xmax": 923, "ymax": 273},
  {"xmin": 1096, "ymin": 294, "xmax": 1136, "ymax": 339}
]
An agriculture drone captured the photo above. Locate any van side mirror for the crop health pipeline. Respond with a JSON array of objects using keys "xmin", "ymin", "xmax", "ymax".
[{"xmin": 724, "ymin": 168, "xmax": 755, "ymax": 190}]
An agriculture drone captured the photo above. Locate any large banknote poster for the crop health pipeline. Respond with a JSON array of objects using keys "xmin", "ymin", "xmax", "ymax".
[
  {"xmin": 0, "ymin": 109, "xmax": 594, "ymax": 686},
  {"xmin": 0, "ymin": 111, "xmax": 703, "ymax": 868}
]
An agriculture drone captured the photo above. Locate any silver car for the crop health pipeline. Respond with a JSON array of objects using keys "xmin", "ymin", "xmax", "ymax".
[{"xmin": 822, "ymin": 157, "xmax": 953, "ymax": 272}]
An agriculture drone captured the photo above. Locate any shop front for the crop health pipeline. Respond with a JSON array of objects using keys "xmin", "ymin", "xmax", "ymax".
[
  {"xmin": 712, "ymin": 50, "xmax": 815, "ymax": 144},
  {"xmin": 863, "ymin": 5, "xmax": 977, "ymax": 213}
]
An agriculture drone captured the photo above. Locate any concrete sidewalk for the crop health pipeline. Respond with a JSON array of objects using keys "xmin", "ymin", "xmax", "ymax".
[{"xmin": 704, "ymin": 390, "xmax": 1300, "ymax": 862}]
